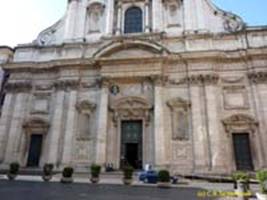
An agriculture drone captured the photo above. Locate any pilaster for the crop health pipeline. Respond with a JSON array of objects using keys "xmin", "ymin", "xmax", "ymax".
[
  {"xmin": 4, "ymin": 92, "xmax": 28, "ymax": 164},
  {"xmin": 144, "ymin": 0, "xmax": 150, "ymax": 33},
  {"xmin": 95, "ymin": 79, "xmax": 109, "ymax": 165},
  {"xmin": 64, "ymin": 0, "xmax": 79, "ymax": 41},
  {"xmin": 188, "ymin": 74, "xmax": 219, "ymax": 172},
  {"xmin": 152, "ymin": 76, "xmax": 167, "ymax": 167},
  {"xmin": 152, "ymin": 0, "xmax": 163, "ymax": 32},
  {"xmin": 204, "ymin": 80, "xmax": 228, "ymax": 173},
  {"xmin": 0, "ymin": 93, "xmax": 14, "ymax": 163},
  {"xmin": 61, "ymin": 90, "xmax": 77, "ymax": 166},
  {"xmin": 248, "ymin": 71, "xmax": 267, "ymax": 167},
  {"xmin": 115, "ymin": 2, "xmax": 122, "ymax": 35},
  {"xmin": 106, "ymin": 0, "xmax": 114, "ymax": 34},
  {"xmin": 46, "ymin": 88, "xmax": 65, "ymax": 165}
]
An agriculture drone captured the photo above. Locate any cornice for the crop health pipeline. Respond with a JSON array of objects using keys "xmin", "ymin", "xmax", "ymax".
[{"xmin": 3, "ymin": 58, "xmax": 96, "ymax": 71}]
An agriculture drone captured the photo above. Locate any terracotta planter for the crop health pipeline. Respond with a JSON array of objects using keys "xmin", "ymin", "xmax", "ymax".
[
  {"xmin": 90, "ymin": 177, "xmax": 99, "ymax": 184},
  {"xmin": 157, "ymin": 182, "xmax": 171, "ymax": 188},
  {"xmin": 42, "ymin": 175, "xmax": 52, "ymax": 182},
  {"xmin": 123, "ymin": 178, "xmax": 133, "ymax": 185},
  {"xmin": 7, "ymin": 173, "xmax": 17, "ymax": 180},
  {"xmin": 256, "ymin": 193, "xmax": 267, "ymax": 200},
  {"xmin": 60, "ymin": 177, "xmax": 73, "ymax": 183}
]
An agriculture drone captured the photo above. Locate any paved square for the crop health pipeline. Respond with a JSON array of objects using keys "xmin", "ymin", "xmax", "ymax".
[{"xmin": 0, "ymin": 180, "xmax": 213, "ymax": 200}]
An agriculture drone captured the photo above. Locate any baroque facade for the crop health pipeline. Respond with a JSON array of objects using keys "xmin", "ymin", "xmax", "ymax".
[{"xmin": 0, "ymin": 0, "xmax": 267, "ymax": 174}]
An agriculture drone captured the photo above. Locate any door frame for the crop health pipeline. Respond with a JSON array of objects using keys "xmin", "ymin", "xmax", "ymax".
[
  {"xmin": 22, "ymin": 117, "xmax": 49, "ymax": 168},
  {"xmin": 222, "ymin": 114, "xmax": 260, "ymax": 172}
]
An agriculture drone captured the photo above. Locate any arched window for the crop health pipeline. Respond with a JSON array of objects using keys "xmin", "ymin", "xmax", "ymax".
[{"xmin": 124, "ymin": 7, "xmax": 143, "ymax": 34}]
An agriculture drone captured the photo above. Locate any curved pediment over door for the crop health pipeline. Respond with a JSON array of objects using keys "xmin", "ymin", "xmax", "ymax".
[{"xmin": 93, "ymin": 40, "xmax": 169, "ymax": 59}]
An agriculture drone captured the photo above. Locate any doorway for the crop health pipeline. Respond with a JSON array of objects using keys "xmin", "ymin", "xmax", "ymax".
[
  {"xmin": 232, "ymin": 133, "xmax": 254, "ymax": 171},
  {"xmin": 121, "ymin": 120, "xmax": 142, "ymax": 169},
  {"xmin": 27, "ymin": 135, "xmax": 43, "ymax": 167}
]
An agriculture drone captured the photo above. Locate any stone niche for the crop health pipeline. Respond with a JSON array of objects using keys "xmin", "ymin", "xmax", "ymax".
[
  {"xmin": 167, "ymin": 97, "xmax": 190, "ymax": 140},
  {"xmin": 162, "ymin": 0, "xmax": 183, "ymax": 28},
  {"xmin": 75, "ymin": 100, "xmax": 96, "ymax": 140},
  {"xmin": 223, "ymin": 85, "xmax": 249, "ymax": 110},
  {"xmin": 74, "ymin": 100, "xmax": 96, "ymax": 165},
  {"xmin": 86, "ymin": 2, "xmax": 105, "ymax": 34}
]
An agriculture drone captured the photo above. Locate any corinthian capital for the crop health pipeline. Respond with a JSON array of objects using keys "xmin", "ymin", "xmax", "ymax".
[
  {"xmin": 187, "ymin": 74, "xmax": 219, "ymax": 85},
  {"xmin": 248, "ymin": 71, "xmax": 267, "ymax": 84}
]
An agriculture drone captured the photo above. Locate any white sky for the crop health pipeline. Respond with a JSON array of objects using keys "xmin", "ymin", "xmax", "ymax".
[
  {"xmin": 0, "ymin": 0, "xmax": 66, "ymax": 47},
  {"xmin": 0, "ymin": 0, "xmax": 266, "ymax": 47}
]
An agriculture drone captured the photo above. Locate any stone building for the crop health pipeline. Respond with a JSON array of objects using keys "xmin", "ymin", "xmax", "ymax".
[{"xmin": 0, "ymin": 0, "xmax": 267, "ymax": 175}]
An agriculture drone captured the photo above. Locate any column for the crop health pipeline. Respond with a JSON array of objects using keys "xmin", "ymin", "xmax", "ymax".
[
  {"xmin": 189, "ymin": 81, "xmax": 209, "ymax": 172},
  {"xmin": 46, "ymin": 89, "xmax": 65, "ymax": 164},
  {"xmin": 0, "ymin": 93, "xmax": 14, "ymax": 162},
  {"xmin": 153, "ymin": 77, "xmax": 166, "ymax": 167},
  {"xmin": 144, "ymin": 0, "xmax": 150, "ymax": 33},
  {"xmin": 115, "ymin": 3, "xmax": 122, "ymax": 35},
  {"xmin": 95, "ymin": 81, "xmax": 109, "ymax": 165},
  {"xmin": 61, "ymin": 90, "xmax": 77, "ymax": 165},
  {"xmin": 4, "ymin": 93, "xmax": 27, "ymax": 163}
]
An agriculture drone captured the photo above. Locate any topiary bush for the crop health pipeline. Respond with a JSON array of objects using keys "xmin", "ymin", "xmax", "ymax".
[
  {"xmin": 62, "ymin": 167, "xmax": 74, "ymax": 178},
  {"xmin": 9, "ymin": 162, "xmax": 20, "ymax": 175},
  {"xmin": 256, "ymin": 170, "xmax": 267, "ymax": 194},
  {"xmin": 90, "ymin": 164, "xmax": 101, "ymax": 178},
  {"xmin": 158, "ymin": 170, "xmax": 170, "ymax": 183},
  {"xmin": 123, "ymin": 166, "xmax": 134, "ymax": 180},
  {"xmin": 43, "ymin": 163, "xmax": 54, "ymax": 176}
]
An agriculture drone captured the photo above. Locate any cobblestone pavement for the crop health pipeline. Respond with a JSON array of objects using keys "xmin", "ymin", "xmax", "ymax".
[{"xmin": 0, "ymin": 180, "xmax": 215, "ymax": 200}]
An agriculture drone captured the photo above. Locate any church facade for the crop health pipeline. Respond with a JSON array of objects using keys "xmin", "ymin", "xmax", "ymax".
[{"xmin": 0, "ymin": 0, "xmax": 267, "ymax": 174}]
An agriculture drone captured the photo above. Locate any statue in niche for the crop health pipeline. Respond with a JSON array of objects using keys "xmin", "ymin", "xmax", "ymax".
[
  {"xmin": 165, "ymin": 0, "xmax": 182, "ymax": 27},
  {"xmin": 87, "ymin": 3, "xmax": 104, "ymax": 33}
]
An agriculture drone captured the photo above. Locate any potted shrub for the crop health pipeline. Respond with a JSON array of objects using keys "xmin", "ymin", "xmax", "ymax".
[
  {"xmin": 157, "ymin": 170, "xmax": 171, "ymax": 188},
  {"xmin": 61, "ymin": 167, "xmax": 74, "ymax": 183},
  {"xmin": 42, "ymin": 163, "xmax": 54, "ymax": 182},
  {"xmin": 7, "ymin": 162, "xmax": 20, "ymax": 180},
  {"xmin": 123, "ymin": 165, "xmax": 134, "ymax": 185},
  {"xmin": 90, "ymin": 164, "xmax": 101, "ymax": 184},
  {"xmin": 256, "ymin": 170, "xmax": 267, "ymax": 200},
  {"xmin": 232, "ymin": 171, "xmax": 250, "ymax": 196}
]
